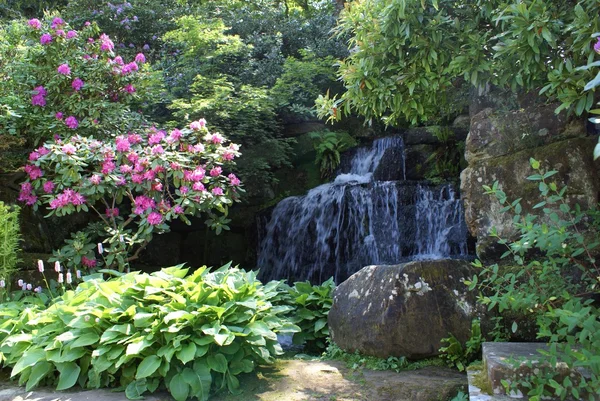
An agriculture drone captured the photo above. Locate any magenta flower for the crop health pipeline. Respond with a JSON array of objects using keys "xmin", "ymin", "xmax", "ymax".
[
  {"xmin": 190, "ymin": 119, "xmax": 206, "ymax": 130},
  {"xmin": 29, "ymin": 151, "xmax": 40, "ymax": 161},
  {"xmin": 180, "ymin": 186, "xmax": 189, "ymax": 194},
  {"xmin": 102, "ymin": 160, "xmax": 116, "ymax": 174},
  {"xmin": 100, "ymin": 33, "xmax": 115, "ymax": 51},
  {"xmin": 28, "ymin": 19, "xmax": 42, "ymax": 29},
  {"xmin": 228, "ymin": 173, "xmax": 241, "ymax": 186},
  {"xmin": 222, "ymin": 151, "xmax": 235, "ymax": 161},
  {"xmin": 193, "ymin": 182, "xmax": 205, "ymax": 191},
  {"xmin": 84, "ymin": 21, "xmax": 91, "ymax": 27},
  {"xmin": 33, "ymin": 86, "xmax": 47, "ymax": 96},
  {"xmin": 210, "ymin": 167, "xmax": 222, "ymax": 177},
  {"xmin": 174, "ymin": 205, "xmax": 184, "ymax": 214},
  {"xmin": 24, "ymin": 165, "xmax": 43, "ymax": 180},
  {"xmin": 55, "ymin": 29, "xmax": 65, "ymax": 37},
  {"xmin": 148, "ymin": 131, "xmax": 165, "ymax": 145},
  {"xmin": 81, "ymin": 256, "xmax": 97, "ymax": 268},
  {"xmin": 64, "ymin": 116, "xmax": 78, "ymax": 129},
  {"xmin": 210, "ymin": 133, "xmax": 224, "ymax": 144},
  {"xmin": 151, "ymin": 145, "xmax": 164, "ymax": 154},
  {"xmin": 128, "ymin": 133, "xmax": 142, "ymax": 144},
  {"xmin": 212, "ymin": 187, "xmax": 224, "ymax": 196},
  {"xmin": 125, "ymin": 84, "xmax": 136, "ymax": 93},
  {"xmin": 55, "ymin": 112, "xmax": 64, "ymax": 120},
  {"xmin": 43, "ymin": 181, "xmax": 55, "ymax": 193},
  {"xmin": 57, "ymin": 63, "xmax": 71, "ymax": 75},
  {"xmin": 595, "ymin": 38, "xmax": 600, "ymax": 54},
  {"xmin": 147, "ymin": 212, "xmax": 162, "ymax": 225},
  {"xmin": 113, "ymin": 56, "xmax": 124, "ymax": 65},
  {"xmin": 135, "ymin": 53, "xmax": 146, "ymax": 64},
  {"xmin": 66, "ymin": 30, "xmax": 77, "ymax": 39},
  {"xmin": 40, "ymin": 33, "xmax": 52, "ymax": 45},
  {"xmin": 51, "ymin": 17, "xmax": 64, "ymax": 29},
  {"xmin": 120, "ymin": 164, "xmax": 133, "ymax": 174},
  {"xmin": 31, "ymin": 94, "xmax": 46, "ymax": 106},
  {"xmin": 72, "ymin": 78, "xmax": 84, "ymax": 91},
  {"xmin": 115, "ymin": 136, "xmax": 130, "ymax": 152}
]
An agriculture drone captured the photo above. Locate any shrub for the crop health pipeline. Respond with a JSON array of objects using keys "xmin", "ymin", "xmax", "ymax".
[
  {"xmin": 309, "ymin": 130, "xmax": 356, "ymax": 180},
  {"xmin": 0, "ymin": 264, "xmax": 300, "ymax": 400},
  {"xmin": 18, "ymin": 121, "xmax": 243, "ymax": 272},
  {"xmin": 0, "ymin": 202, "xmax": 21, "ymax": 293},
  {"xmin": 439, "ymin": 319, "xmax": 483, "ymax": 372},
  {"xmin": 466, "ymin": 158, "xmax": 600, "ymax": 400},
  {"xmin": 0, "ymin": 17, "xmax": 149, "ymax": 146},
  {"xmin": 277, "ymin": 278, "xmax": 335, "ymax": 353}
]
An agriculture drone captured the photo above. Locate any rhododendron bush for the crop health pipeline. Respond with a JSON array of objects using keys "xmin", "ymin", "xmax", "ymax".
[
  {"xmin": 19, "ymin": 120, "xmax": 243, "ymax": 272},
  {"xmin": 0, "ymin": 16, "xmax": 148, "ymax": 144}
]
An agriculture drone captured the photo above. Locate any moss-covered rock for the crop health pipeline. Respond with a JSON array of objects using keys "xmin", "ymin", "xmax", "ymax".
[
  {"xmin": 328, "ymin": 260, "xmax": 477, "ymax": 360},
  {"xmin": 461, "ymin": 137, "xmax": 600, "ymax": 262}
]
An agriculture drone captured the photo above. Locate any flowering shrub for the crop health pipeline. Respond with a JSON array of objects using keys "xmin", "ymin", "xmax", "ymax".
[
  {"xmin": 0, "ymin": 265, "xmax": 299, "ymax": 400},
  {"xmin": 18, "ymin": 120, "xmax": 243, "ymax": 272},
  {"xmin": 0, "ymin": 16, "xmax": 148, "ymax": 144}
]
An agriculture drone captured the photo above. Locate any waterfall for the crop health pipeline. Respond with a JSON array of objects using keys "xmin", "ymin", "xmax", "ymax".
[{"xmin": 257, "ymin": 136, "xmax": 468, "ymax": 283}]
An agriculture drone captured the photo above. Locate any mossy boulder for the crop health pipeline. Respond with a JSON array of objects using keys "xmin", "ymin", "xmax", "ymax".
[
  {"xmin": 460, "ymin": 137, "xmax": 600, "ymax": 262},
  {"xmin": 328, "ymin": 260, "xmax": 477, "ymax": 360},
  {"xmin": 465, "ymin": 105, "xmax": 585, "ymax": 164}
]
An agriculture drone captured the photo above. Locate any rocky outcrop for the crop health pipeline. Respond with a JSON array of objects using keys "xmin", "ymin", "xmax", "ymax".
[
  {"xmin": 461, "ymin": 104, "xmax": 599, "ymax": 261},
  {"xmin": 328, "ymin": 260, "xmax": 477, "ymax": 360}
]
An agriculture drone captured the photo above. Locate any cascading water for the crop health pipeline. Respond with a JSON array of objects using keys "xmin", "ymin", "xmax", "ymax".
[{"xmin": 257, "ymin": 136, "xmax": 468, "ymax": 284}]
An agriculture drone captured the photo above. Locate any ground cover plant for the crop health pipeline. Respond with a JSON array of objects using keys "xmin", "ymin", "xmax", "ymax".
[{"xmin": 0, "ymin": 264, "xmax": 301, "ymax": 401}]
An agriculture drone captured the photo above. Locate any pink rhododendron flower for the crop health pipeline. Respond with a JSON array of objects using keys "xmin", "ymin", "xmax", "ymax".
[
  {"xmin": 102, "ymin": 160, "xmax": 116, "ymax": 174},
  {"xmin": 134, "ymin": 196, "xmax": 156, "ymax": 214},
  {"xmin": 72, "ymin": 77, "xmax": 84, "ymax": 91},
  {"xmin": 50, "ymin": 189, "xmax": 86, "ymax": 209},
  {"xmin": 55, "ymin": 112, "xmax": 64, "ymax": 120},
  {"xmin": 210, "ymin": 133, "xmax": 224, "ymax": 144},
  {"xmin": 228, "ymin": 173, "xmax": 241, "ymax": 186},
  {"xmin": 100, "ymin": 33, "xmax": 114, "ymax": 51},
  {"xmin": 148, "ymin": 130, "xmax": 165, "ymax": 145},
  {"xmin": 115, "ymin": 136, "xmax": 130, "ymax": 152},
  {"xmin": 66, "ymin": 30, "xmax": 77, "ymax": 39},
  {"xmin": 29, "ymin": 151, "xmax": 40, "ymax": 161},
  {"xmin": 135, "ymin": 53, "xmax": 146, "ymax": 64},
  {"xmin": 143, "ymin": 170, "xmax": 156, "ymax": 181},
  {"xmin": 57, "ymin": 63, "xmax": 71, "ymax": 75},
  {"xmin": 151, "ymin": 145, "xmax": 164, "ymax": 154},
  {"xmin": 37, "ymin": 146, "xmax": 50, "ymax": 156},
  {"xmin": 193, "ymin": 182, "xmax": 205, "ymax": 191},
  {"xmin": 168, "ymin": 129, "xmax": 182, "ymax": 143},
  {"xmin": 127, "ymin": 133, "xmax": 142, "ymax": 144},
  {"xmin": 31, "ymin": 94, "xmax": 46, "ymax": 106},
  {"xmin": 43, "ymin": 181, "xmax": 55, "ymax": 193},
  {"xmin": 40, "ymin": 33, "xmax": 53, "ymax": 45},
  {"xmin": 65, "ymin": 116, "xmax": 78, "ymax": 129},
  {"xmin": 147, "ymin": 212, "xmax": 162, "ymax": 225},
  {"xmin": 180, "ymin": 186, "xmax": 189, "ymax": 194},
  {"xmin": 28, "ymin": 19, "xmax": 42, "ymax": 29},
  {"xmin": 189, "ymin": 119, "xmax": 206, "ymax": 130},
  {"xmin": 212, "ymin": 187, "xmax": 224, "ymax": 196},
  {"xmin": 81, "ymin": 256, "xmax": 97, "ymax": 268},
  {"xmin": 131, "ymin": 174, "xmax": 144, "ymax": 184},
  {"xmin": 90, "ymin": 174, "xmax": 102, "ymax": 185},
  {"xmin": 174, "ymin": 205, "xmax": 184, "ymax": 214},
  {"xmin": 62, "ymin": 144, "xmax": 76, "ymax": 154},
  {"xmin": 55, "ymin": 29, "xmax": 65, "ymax": 37},
  {"xmin": 24, "ymin": 165, "xmax": 43, "ymax": 180},
  {"xmin": 170, "ymin": 162, "xmax": 181, "ymax": 170},
  {"xmin": 125, "ymin": 84, "xmax": 136, "ymax": 93},
  {"xmin": 51, "ymin": 17, "xmax": 64, "ymax": 29},
  {"xmin": 210, "ymin": 167, "xmax": 222, "ymax": 177},
  {"xmin": 34, "ymin": 86, "xmax": 47, "ymax": 96},
  {"xmin": 113, "ymin": 56, "xmax": 124, "ymax": 65},
  {"xmin": 120, "ymin": 164, "xmax": 133, "ymax": 174},
  {"xmin": 222, "ymin": 151, "xmax": 235, "ymax": 161}
]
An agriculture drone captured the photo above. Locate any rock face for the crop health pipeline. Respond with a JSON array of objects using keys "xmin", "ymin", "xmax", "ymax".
[
  {"xmin": 461, "ymin": 104, "xmax": 600, "ymax": 261},
  {"xmin": 328, "ymin": 260, "xmax": 477, "ymax": 360}
]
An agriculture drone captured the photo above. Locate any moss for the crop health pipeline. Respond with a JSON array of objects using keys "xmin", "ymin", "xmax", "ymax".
[{"xmin": 468, "ymin": 364, "xmax": 493, "ymax": 395}]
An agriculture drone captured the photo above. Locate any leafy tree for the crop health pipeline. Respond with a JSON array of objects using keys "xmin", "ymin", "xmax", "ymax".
[{"xmin": 319, "ymin": 0, "xmax": 600, "ymax": 125}]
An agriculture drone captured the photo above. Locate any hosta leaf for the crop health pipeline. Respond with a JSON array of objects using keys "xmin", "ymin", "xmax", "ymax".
[
  {"xmin": 25, "ymin": 361, "xmax": 52, "ymax": 391},
  {"xmin": 207, "ymin": 353, "xmax": 228, "ymax": 373},
  {"xmin": 71, "ymin": 332, "xmax": 100, "ymax": 348},
  {"xmin": 125, "ymin": 379, "xmax": 147, "ymax": 400},
  {"xmin": 56, "ymin": 362, "xmax": 81, "ymax": 390},
  {"xmin": 314, "ymin": 318, "xmax": 327, "ymax": 333},
  {"xmin": 176, "ymin": 342, "xmax": 197, "ymax": 365},
  {"xmin": 136, "ymin": 355, "xmax": 161, "ymax": 379},
  {"xmin": 12, "ymin": 348, "xmax": 46, "ymax": 377},
  {"xmin": 169, "ymin": 373, "xmax": 190, "ymax": 401}
]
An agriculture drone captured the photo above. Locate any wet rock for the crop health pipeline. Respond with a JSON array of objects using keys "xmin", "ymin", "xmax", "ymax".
[
  {"xmin": 404, "ymin": 126, "xmax": 468, "ymax": 146},
  {"xmin": 328, "ymin": 260, "xmax": 477, "ymax": 360}
]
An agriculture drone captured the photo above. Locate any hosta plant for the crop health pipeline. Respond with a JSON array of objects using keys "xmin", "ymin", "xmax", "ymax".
[{"xmin": 0, "ymin": 264, "xmax": 299, "ymax": 401}]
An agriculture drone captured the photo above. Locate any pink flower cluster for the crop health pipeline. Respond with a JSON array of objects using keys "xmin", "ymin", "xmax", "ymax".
[
  {"xmin": 18, "ymin": 182, "xmax": 37, "ymax": 205},
  {"xmin": 99, "ymin": 33, "xmax": 114, "ymax": 52},
  {"xmin": 31, "ymin": 86, "xmax": 47, "ymax": 107},
  {"xmin": 65, "ymin": 116, "xmax": 78, "ymax": 129},
  {"xmin": 57, "ymin": 63, "xmax": 71, "ymax": 75},
  {"xmin": 133, "ymin": 195, "xmax": 156, "ymax": 215},
  {"xmin": 50, "ymin": 189, "xmax": 86, "ymax": 209},
  {"xmin": 72, "ymin": 77, "xmax": 85, "ymax": 91}
]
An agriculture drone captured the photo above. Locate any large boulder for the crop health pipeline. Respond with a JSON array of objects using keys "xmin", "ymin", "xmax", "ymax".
[
  {"xmin": 461, "ymin": 137, "xmax": 600, "ymax": 261},
  {"xmin": 328, "ymin": 259, "xmax": 477, "ymax": 360},
  {"xmin": 465, "ymin": 106, "xmax": 584, "ymax": 164}
]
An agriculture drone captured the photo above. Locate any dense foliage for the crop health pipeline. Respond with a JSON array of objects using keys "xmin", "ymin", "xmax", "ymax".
[
  {"xmin": 467, "ymin": 159, "xmax": 600, "ymax": 400},
  {"xmin": 319, "ymin": 0, "xmax": 600, "ymax": 125},
  {"xmin": 0, "ymin": 202, "xmax": 21, "ymax": 292},
  {"xmin": 0, "ymin": 265, "xmax": 300, "ymax": 401}
]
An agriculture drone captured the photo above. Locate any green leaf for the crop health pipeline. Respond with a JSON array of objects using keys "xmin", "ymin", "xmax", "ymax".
[
  {"xmin": 511, "ymin": 321, "xmax": 518, "ymax": 334},
  {"xmin": 26, "ymin": 361, "xmax": 52, "ymax": 391},
  {"xmin": 207, "ymin": 353, "xmax": 228, "ymax": 373},
  {"xmin": 136, "ymin": 355, "xmax": 162, "ymax": 379},
  {"xmin": 125, "ymin": 379, "xmax": 148, "ymax": 400},
  {"xmin": 176, "ymin": 343, "xmax": 197, "ymax": 365},
  {"xmin": 56, "ymin": 362, "xmax": 81, "ymax": 390},
  {"xmin": 12, "ymin": 349, "xmax": 46, "ymax": 377},
  {"xmin": 71, "ymin": 332, "xmax": 100, "ymax": 348},
  {"xmin": 584, "ymin": 71, "xmax": 600, "ymax": 91},
  {"xmin": 169, "ymin": 373, "xmax": 190, "ymax": 401}
]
